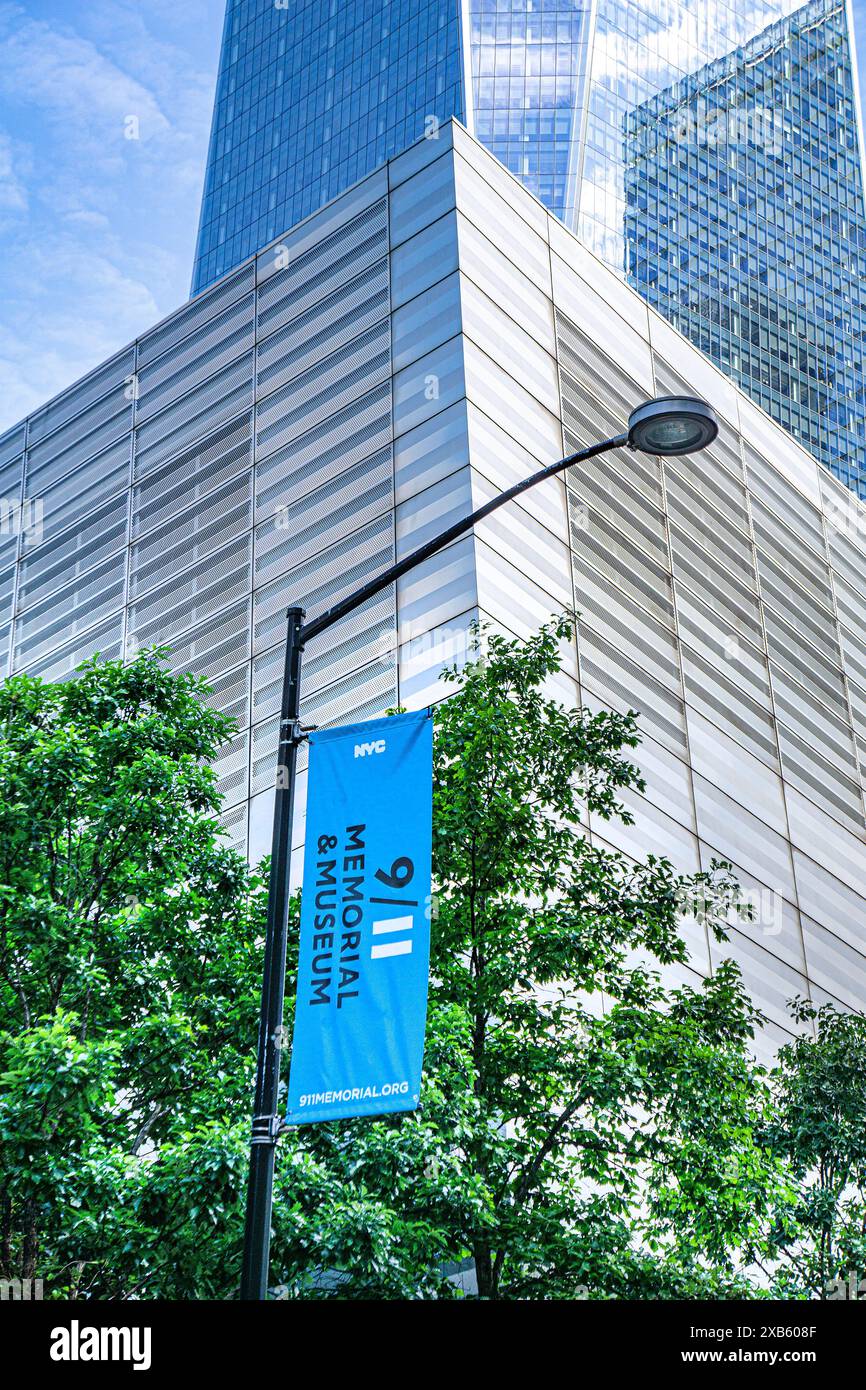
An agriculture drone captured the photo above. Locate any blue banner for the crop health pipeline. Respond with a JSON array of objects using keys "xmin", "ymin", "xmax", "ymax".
[{"xmin": 286, "ymin": 708, "xmax": 434, "ymax": 1125}]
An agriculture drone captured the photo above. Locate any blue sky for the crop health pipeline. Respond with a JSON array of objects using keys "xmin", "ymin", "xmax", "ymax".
[
  {"xmin": 0, "ymin": 0, "xmax": 222, "ymax": 433},
  {"xmin": 0, "ymin": 2, "xmax": 865, "ymax": 437}
]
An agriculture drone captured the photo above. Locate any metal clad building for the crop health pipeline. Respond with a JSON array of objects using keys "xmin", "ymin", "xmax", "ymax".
[{"xmin": 3, "ymin": 123, "xmax": 866, "ymax": 1055}]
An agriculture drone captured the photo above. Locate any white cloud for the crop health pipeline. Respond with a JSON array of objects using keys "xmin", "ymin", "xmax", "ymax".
[
  {"xmin": 0, "ymin": 0, "xmax": 221, "ymax": 433},
  {"xmin": 0, "ymin": 3, "xmax": 170, "ymax": 154}
]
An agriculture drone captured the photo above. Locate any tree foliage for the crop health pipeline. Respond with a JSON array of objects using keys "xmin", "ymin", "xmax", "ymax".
[
  {"xmin": 0, "ymin": 623, "xmax": 859, "ymax": 1299},
  {"xmin": 759, "ymin": 1002, "xmax": 866, "ymax": 1298}
]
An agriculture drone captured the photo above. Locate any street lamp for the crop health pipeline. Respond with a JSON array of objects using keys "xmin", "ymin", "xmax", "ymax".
[
  {"xmin": 627, "ymin": 396, "xmax": 719, "ymax": 456},
  {"xmin": 239, "ymin": 395, "xmax": 719, "ymax": 1299}
]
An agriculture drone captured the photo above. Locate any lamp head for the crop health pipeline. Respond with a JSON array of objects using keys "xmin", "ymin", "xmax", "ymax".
[{"xmin": 627, "ymin": 396, "xmax": 719, "ymax": 456}]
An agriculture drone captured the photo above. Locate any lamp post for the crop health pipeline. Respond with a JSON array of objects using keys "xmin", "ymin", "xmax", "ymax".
[{"xmin": 239, "ymin": 395, "xmax": 719, "ymax": 1300}]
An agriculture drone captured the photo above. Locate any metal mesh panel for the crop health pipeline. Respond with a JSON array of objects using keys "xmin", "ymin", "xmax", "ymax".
[
  {"xmin": 160, "ymin": 600, "xmax": 251, "ymax": 685},
  {"xmin": 17, "ymin": 495, "xmax": 127, "ymax": 614},
  {"xmin": 255, "ymin": 200, "xmax": 388, "ymax": 336},
  {"xmin": 25, "ymin": 401, "xmax": 131, "ymax": 497},
  {"xmin": 27, "ymin": 351, "xmax": 134, "ymax": 449},
  {"xmin": 134, "ymin": 354, "xmax": 254, "ymax": 475},
  {"xmin": 256, "ymin": 262, "xmax": 389, "ymax": 396},
  {"xmin": 196, "ymin": 661, "xmax": 251, "ymax": 728},
  {"xmin": 20, "ymin": 615, "xmax": 123, "ymax": 681},
  {"xmin": 571, "ymin": 512, "xmax": 676, "ymax": 630},
  {"xmin": 219, "ymin": 800, "xmax": 248, "ymax": 853},
  {"xmin": 576, "ymin": 579, "xmax": 682, "ymax": 694},
  {"xmin": 567, "ymin": 456, "xmax": 668, "ymax": 568},
  {"xmin": 136, "ymin": 295, "xmax": 254, "ymax": 423},
  {"xmin": 0, "ymin": 425, "xmax": 25, "ymax": 470},
  {"xmin": 255, "ymin": 397, "xmax": 391, "ymax": 521},
  {"xmin": 253, "ymin": 512, "xmax": 393, "ymax": 650},
  {"xmin": 669, "ymin": 522, "xmax": 765, "ymax": 644},
  {"xmin": 252, "ymin": 591, "xmax": 394, "ymax": 724},
  {"xmin": 0, "ymin": 455, "xmax": 25, "ymax": 568},
  {"xmin": 219, "ymin": 800, "xmax": 248, "ymax": 852},
  {"xmin": 138, "ymin": 265, "xmax": 255, "ymax": 368},
  {"xmin": 130, "ymin": 473, "xmax": 252, "ymax": 601},
  {"xmin": 751, "ymin": 498, "xmax": 836, "ymax": 613},
  {"xmin": 556, "ymin": 310, "xmax": 646, "ymax": 427},
  {"xmin": 254, "ymin": 452, "xmax": 392, "ymax": 593},
  {"xmin": 745, "ymin": 444, "xmax": 826, "ymax": 548},
  {"xmin": 250, "ymin": 656, "xmax": 397, "ymax": 797},
  {"xmin": 214, "ymin": 729, "xmax": 250, "ymax": 808},
  {"xmin": 32, "ymin": 438, "xmax": 130, "ymax": 537},
  {"xmin": 763, "ymin": 606, "xmax": 849, "ymax": 719},
  {"xmin": 770, "ymin": 662, "xmax": 858, "ymax": 762},
  {"xmin": 15, "ymin": 556, "xmax": 126, "ymax": 667},
  {"xmin": 133, "ymin": 415, "xmax": 253, "ymax": 531},
  {"xmin": 776, "ymin": 722, "xmax": 865, "ymax": 835},
  {"xmin": 578, "ymin": 623, "xmax": 689, "ymax": 760},
  {"xmin": 128, "ymin": 538, "xmax": 252, "ymax": 652},
  {"xmin": 675, "ymin": 585, "xmax": 773, "ymax": 708},
  {"xmin": 0, "ymin": 566, "xmax": 14, "ymax": 626},
  {"xmin": 681, "ymin": 647, "xmax": 780, "ymax": 769},
  {"xmin": 255, "ymin": 323, "xmax": 390, "ymax": 455}
]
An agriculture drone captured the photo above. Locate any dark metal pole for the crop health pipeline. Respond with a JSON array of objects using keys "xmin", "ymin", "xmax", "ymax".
[
  {"xmin": 239, "ymin": 427, "xmax": 629, "ymax": 1297},
  {"xmin": 240, "ymin": 605, "xmax": 306, "ymax": 1300}
]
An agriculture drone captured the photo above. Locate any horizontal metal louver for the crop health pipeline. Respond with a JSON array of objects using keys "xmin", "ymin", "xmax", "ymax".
[
  {"xmin": 25, "ymin": 403, "xmax": 132, "ymax": 497},
  {"xmin": 255, "ymin": 398, "xmax": 391, "ymax": 521},
  {"xmin": 255, "ymin": 200, "xmax": 388, "ymax": 335},
  {"xmin": 252, "ymin": 590, "xmax": 394, "ymax": 724},
  {"xmin": 256, "ymin": 262, "xmax": 389, "ymax": 394},
  {"xmin": 27, "ymin": 350, "xmax": 134, "ymax": 449},
  {"xmin": 556, "ymin": 310, "xmax": 646, "ymax": 428},
  {"xmin": 17, "ymin": 495, "xmax": 128, "ymax": 615},
  {"xmin": 253, "ymin": 513, "xmax": 393, "ymax": 655},
  {"xmin": 131, "ymin": 473, "xmax": 252, "ymax": 601},
  {"xmin": 255, "ymin": 324, "xmax": 390, "ymax": 455},
  {"xmin": 136, "ymin": 295, "xmax": 255, "ymax": 423},
  {"xmin": 578, "ymin": 623, "xmax": 689, "ymax": 760},
  {"xmin": 254, "ymin": 452, "xmax": 393, "ymax": 593},
  {"xmin": 15, "ymin": 555, "xmax": 126, "ymax": 665},
  {"xmin": 133, "ymin": 414, "xmax": 252, "ymax": 527},
  {"xmin": 20, "ymin": 615, "xmax": 123, "ymax": 682},
  {"xmin": 681, "ymin": 647, "xmax": 780, "ymax": 770},
  {"xmin": 250, "ymin": 657, "xmax": 396, "ymax": 797},
  {"xmin": 134, "ymin": 354, "xmax": 254, "ymax": 474},
  {"xmin": 0, "ymin": 425, "xmax": 25, "ymax": 469},
  {"xmin": 128, "ymin": 538, "xmax": 252, "ymax": 652},
  {"xmin": 568, "ymin": 463, "xmax": 668, "ymax": 568},
  {"xmin": 571, "ymin": 513, "xmax": 676, "ymax": 631},
  {"xmin": 159, "ymin": 601, "xmax": 251, "ymax": 685},
  {"xmin": 138, "ymin": 264, "xmax": 254, "ymax": 368}
]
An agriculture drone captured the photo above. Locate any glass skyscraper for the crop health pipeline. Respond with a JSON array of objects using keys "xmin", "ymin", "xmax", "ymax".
[
  {"xmin": 623, "ymin": 0, "xmax": 866, "ymax": 494},
  {"xmin": 191, "ymin": 0, "xmax": 466, "ymax": 294},
  {"xmin": 192, "ymin": 0, "xmax": 866, "ymax": 495}
]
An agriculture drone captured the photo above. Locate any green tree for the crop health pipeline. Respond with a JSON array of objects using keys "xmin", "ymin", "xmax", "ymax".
[
  {"xmin": 758, "ymin": 1001, "xmax": 866, "ymax": 1298},
  {"xmin": 0, "ymin": 621, "xmax": 792, "ymax": 1299},
  {"xmin": 268, "ymin": 618, "xmax": 785, "ymax": 1299},
  {"xmin": 0, "ymin": 651, "xmax": 265, "ymax": 1297}
]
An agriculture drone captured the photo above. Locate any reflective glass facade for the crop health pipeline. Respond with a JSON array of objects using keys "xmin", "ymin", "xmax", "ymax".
[
  {"xmin": 8, "ymin": 126, "xmax": 866, "ymax": 1050},
  {"xmin": 623, "ymin": 0, "xmax": 866, "ymax": 496},
  {"xmin": 469, "ymin": 1, "xmax": 592, "ymax": 223},
  {"xmin": 192, "ymin": 1, "xmax": 866, "ymax": 496},
  {"xmin": 191, "ymin": 0, "xmax": 465, "ymax": 294}
]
